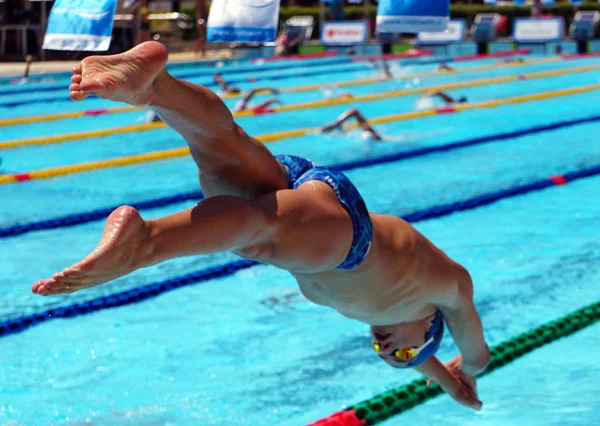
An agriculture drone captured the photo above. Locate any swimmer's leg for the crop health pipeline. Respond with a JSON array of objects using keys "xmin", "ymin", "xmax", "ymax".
[
  {"xmin": 31, "ymin": 192, "xmax": 276, "ymax": 295},
  {"xmin": 69, "ymin": 41, "xmax": 287, "ymax": 200}
]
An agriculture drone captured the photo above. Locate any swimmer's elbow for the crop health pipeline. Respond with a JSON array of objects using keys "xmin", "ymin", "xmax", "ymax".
[{"xmin": 455, "ymin": 264, "xmax": 474, "ymax": 299}]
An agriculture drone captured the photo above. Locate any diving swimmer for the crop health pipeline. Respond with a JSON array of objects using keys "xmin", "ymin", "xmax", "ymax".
[{"xmin": 33, "ymin": 42, "xmax": 490, "ymax": 410}]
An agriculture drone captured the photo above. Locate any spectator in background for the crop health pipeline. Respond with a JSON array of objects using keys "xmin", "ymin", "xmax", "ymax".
[
  {"xmin": 126, "ymin": 0, "xmax": 150, "ymax": 43},
  {"xmin": 328, "ymin": 0, "xmax": 345, "ymax": 20},
  {"xmin": 531, "ymin": 0, "xmax": 541, "ymax": 18},
  {"xmin": 274, "ymin": 28, "xmax": 305, "ymax": 57},
  {"xmin": 194, "ymin": 0, "xmax": 208, "ymax": 56}
]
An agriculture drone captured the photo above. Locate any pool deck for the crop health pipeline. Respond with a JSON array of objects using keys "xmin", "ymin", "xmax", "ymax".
[{"xmin": 0, "ymin": 49, "xmax": 234, "ymax": 77}]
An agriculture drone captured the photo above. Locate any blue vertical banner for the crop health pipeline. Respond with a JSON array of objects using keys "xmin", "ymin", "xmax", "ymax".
[
  {"xmin": 207, "ymin": 0, "xmax": 281, "ymax": 42},
  {"xmin": 43, "ymin": 0, "xmax": 118, "ymax": 51},
  {"xmin": 570, "ymin": 0, "xmax": 583, "ymax": 5},
  {"xmin": 483, "ymin": 0, "xmax": 497, "ymax": 5},
  {"xmin": 542, "ymin": 0, "xmax": 555, "ymax": 6},
  {"xmin": 513, "ymin": 0, "xmax": 525, "ymax": 5},
  {"xmin": 376, "ymin": 0, "xmax": 449, "ymax": 34}
]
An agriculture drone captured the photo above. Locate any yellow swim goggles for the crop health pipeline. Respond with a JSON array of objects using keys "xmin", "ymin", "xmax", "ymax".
[{"xmin": 372, "ymin": 334, "xmax": 436, "ymax": 362}]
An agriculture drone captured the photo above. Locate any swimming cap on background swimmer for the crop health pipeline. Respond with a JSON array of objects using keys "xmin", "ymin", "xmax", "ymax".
[{"xmin": 458, "ymin": 96, "xmax": 468, "ymax": 103}]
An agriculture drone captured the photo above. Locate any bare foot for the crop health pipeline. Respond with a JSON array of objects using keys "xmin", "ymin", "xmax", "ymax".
[
  {"xmin": 69, "ymin": 41, "xmax": 169, "ymax": 105},
  {"xmin": 32, "ymin": 206, "xmax": 152, "ymax": 296}
]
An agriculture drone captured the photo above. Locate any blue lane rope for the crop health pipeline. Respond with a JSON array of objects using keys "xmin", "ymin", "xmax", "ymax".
[
  {"xmin": 0, "ymin": 56, "xmax": 454, "ymax": 108},
  {"xmin": 2, "ymin": 113, "xmax": 600, "ymax": 240},
  {"xmin": 1, "ymin": 163, "xmax": 599, "ymax": 339}
]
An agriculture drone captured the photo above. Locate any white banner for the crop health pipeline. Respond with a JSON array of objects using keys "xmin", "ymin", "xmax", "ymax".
[
  {"xmin": 416, "ymin": 19, "xmax": 465, "ymax": 44},
  {"xmin": 43, "ymin": 0, "xmax": 117, "ymax": 51},
  {"xmin": 207, "ymin": 0, "xmax": 280, "ymax": 43},
  {"xmin": 321, "ymin": 21, "xmax": 368, "ymax": 45},
  {"xmin": 513, "ymin": 18, "xmax": 563, "ymax": 42},
  {"xmin": 376, "ymin": 0, "xmax": 449, "ymax": 34}
]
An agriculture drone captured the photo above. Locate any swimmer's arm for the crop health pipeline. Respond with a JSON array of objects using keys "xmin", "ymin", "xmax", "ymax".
[
  {"xmin": 438, "ymin": 266, "xmax": 490, "ymax": 376},
  {"xmin": 428, "ymin": 91, "xmax": 455, "ymax": 104}
]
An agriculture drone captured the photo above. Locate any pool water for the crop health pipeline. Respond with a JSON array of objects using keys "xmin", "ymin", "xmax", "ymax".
[{"xmin": 0, "ymin": 51, "xmax": 599, "ymax": 426}]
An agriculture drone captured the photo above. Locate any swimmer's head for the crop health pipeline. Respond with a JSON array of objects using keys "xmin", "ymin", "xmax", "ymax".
[
  {"xmin": 371, "ymin": 310, "xmax": 443, "ymax": 368},
  {"xmin": 457, "ymin": 96, "xmax": 468, "ymax": 104}
]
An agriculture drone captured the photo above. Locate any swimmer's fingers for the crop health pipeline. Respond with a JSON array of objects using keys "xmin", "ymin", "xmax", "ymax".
[
  {"xmin": 449, "ymin": 385, "xmax": 483, "ymax": 411},
  {"xmin": 71, "ymin": 74, "xmax": 82, "ymax": 84}
]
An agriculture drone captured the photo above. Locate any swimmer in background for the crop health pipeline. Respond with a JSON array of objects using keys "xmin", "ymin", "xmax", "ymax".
[
  {"xmin": 500, "ymin": 58, "xmax": 526, "ymax": 64},
  {"xmin": 34, "ymin": 42, "xmax": 490, "ymax": 411},
  {"xmin": 419, "ymin": 91, "xmax": 468, "ymax": 106},
  {"xmin": 234, "ymin": 87, "xmax": 281, "ymax": 112},
  {"xmin": 214, "ymin": 73, "xmax": 241, "ymax": 94},
  {"xmin": 321, "ymin": 108, "xmax": 383, "ymax": 141},
  {"xmin": 370, "ymin": 57, "xmax": 393, "ymax": 80},
  {"xmin": 438, "ymin": 63, "xmax": 455, "ymax": 72},
  {"xmin": 321, "ymin": 86, "xmax": 354, "ymax": 100}
]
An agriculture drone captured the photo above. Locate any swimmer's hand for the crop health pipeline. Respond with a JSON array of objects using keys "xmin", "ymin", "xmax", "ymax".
[{"xmin": 426, "ymin": 354, "xmax": 482, "ymax": 411}]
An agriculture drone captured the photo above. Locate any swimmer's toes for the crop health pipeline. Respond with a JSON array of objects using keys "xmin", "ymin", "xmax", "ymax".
[
  {"xmin": 70, "ymin": 90, "xmax": 89, "ymax": 101},
  {"xmin": 79, "ymin": 78, "xmax": 107, "ymax": 95},
  {"xmin": 32, "ymin": 278, "xmax": 55, "ymax": 295}
]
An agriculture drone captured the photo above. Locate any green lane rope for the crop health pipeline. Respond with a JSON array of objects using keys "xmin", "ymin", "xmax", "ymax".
[{"xmin": 310, "ymin": 301, "xmax": 600, "ymax": 425}]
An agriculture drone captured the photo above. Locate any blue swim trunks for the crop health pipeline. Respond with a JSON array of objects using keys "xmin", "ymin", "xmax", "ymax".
[{"xmin": 275, "ymin": 154, "xmax": 372, "ymax": 270}]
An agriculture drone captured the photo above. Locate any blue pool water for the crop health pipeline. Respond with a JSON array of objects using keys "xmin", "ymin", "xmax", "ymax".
[{"xmin": 0, "ymin": 52, "xmax": 599, "ymax": 425}]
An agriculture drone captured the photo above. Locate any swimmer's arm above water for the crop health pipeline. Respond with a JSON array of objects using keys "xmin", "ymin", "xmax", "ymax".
[{"xmin": 438, "ymin": 266, "xmax": 490, "ymax": 376}]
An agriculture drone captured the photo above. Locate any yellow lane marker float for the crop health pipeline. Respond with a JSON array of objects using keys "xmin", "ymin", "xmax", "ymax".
[
  {"xmin": 2, "ymin": 62, "xmax": 599, "ymax": 150},
  {"xmin": 2, "ymin": 82, "xmax": 600, "ymax": 185}
]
